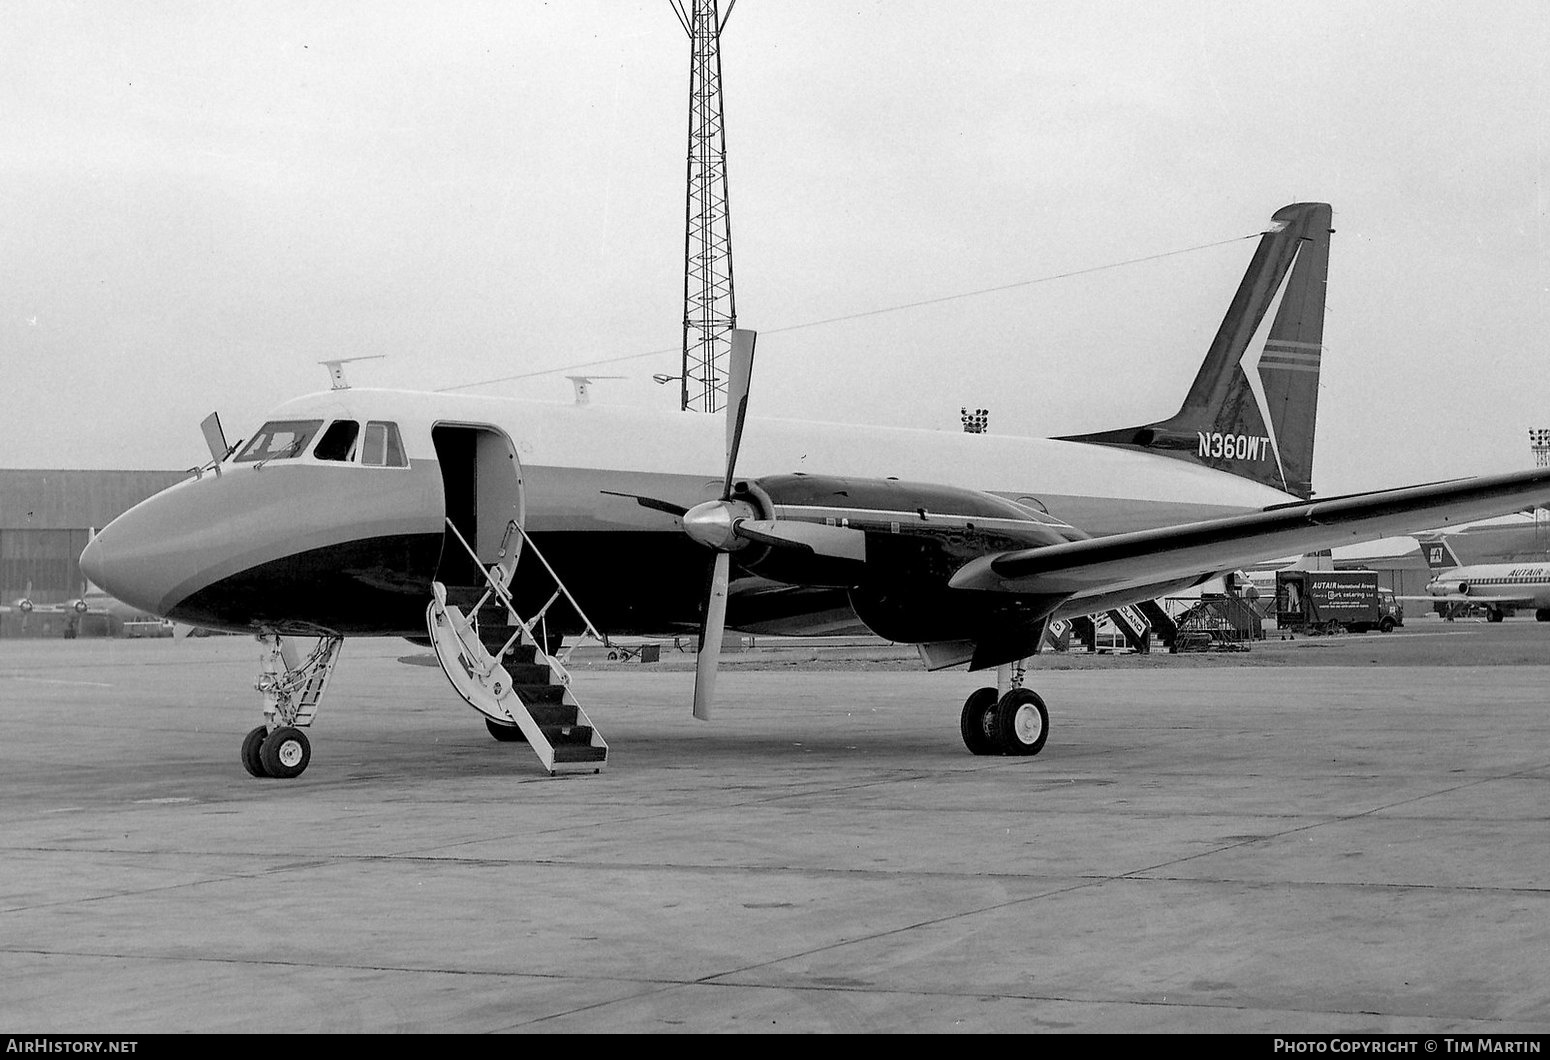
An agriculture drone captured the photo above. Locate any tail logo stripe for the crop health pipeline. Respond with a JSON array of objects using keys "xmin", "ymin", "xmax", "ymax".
[
  {"xmin": 1051, "ymin": 202, "xmax": 1331, "ymax": 500},
  {"xmin": 1237, "ymin": 240, "xmax": 1300, "ymax": 490}
]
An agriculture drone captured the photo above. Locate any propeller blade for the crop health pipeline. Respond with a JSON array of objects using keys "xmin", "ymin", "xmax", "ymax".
[
  {"xmin": 599, "ymin": 490, "xmax": 690, "ymax": 518},
  {"xmin": 693, "ymin": 551, "xmax": 730, "ymax": 721},
  {"xmin": 722, "ymin": 329, "xmax": 757, "ymax": 498},
  {"xmin": 734, "ymin": 519, "xmax": 867, "ymax": 561}
]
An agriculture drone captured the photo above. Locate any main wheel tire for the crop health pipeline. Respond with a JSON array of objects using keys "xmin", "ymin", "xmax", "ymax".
[
  {"xmin": 240, "ymin": 725, "xmax": 270, "ymax": 778},
  {"xmin": 259, "ymin": 726, "xmax": 311, "ymax": 779},
  {"xmin": 485, "ymin": 717, "xmax": 527, "ymax": 743},
  {"xmin": 1488, "ymin": 609, "xmax": 1505, "ymax": 623},
  {"xmin": 994, "ymin": 689, "xmax": 1049, "ymax": 757},
  {"xmin": 959, "ymin": 687, "xmax": 1001, "ymax": 756},
  {"xmin": 1537, "ymin": 608, "xmax": 1550, "ymax": 623}
]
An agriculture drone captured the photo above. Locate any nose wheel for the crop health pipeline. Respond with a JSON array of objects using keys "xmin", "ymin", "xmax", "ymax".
[
  {"xmin": 240, "ymin": 725, "xmax": 268, "ymax": 777},
  {"xmin": 259, "ymin": 727, "xmax": 311, "ymax": 778},
  {"xmin": 959, "ymin": 686, "xmax": 1050, "ymax": 757},
  {"xmin": 240, "ymin": 724, "xmax": 313, "ymax": 778},
  {"xmin": 241, "ymin": 633, "xmax": 342, "ymax": 779}
]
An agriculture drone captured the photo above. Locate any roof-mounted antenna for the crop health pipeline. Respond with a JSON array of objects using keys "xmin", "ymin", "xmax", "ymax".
[{"xmin": 319, "ymin": 355, "xmax": 386, "ymax": 390}]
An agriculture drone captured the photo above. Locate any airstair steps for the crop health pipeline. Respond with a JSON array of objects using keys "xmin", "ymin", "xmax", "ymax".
[
  {"xmin": 510, "ymin": 683, "xmax": 567, "ymax": 707},
  {"xmin": 525, "ymin": 698, "xmax": 605, "ymax": 761},
  {"xmin": 477, "ymin": 604, "xmax": 520, "ymax": 657},
  {"xmin": 426, "ymin": 555, "xmax": 609, "ymax": 776}
]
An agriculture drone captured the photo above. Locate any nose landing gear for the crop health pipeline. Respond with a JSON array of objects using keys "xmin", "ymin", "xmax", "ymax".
[{"xmin": 240, "ymin": 634, "xmax": 342, "ymax": 778}]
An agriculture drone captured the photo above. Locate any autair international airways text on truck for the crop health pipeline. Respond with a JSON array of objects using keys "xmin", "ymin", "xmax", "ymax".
[{"xmin": 1275, "ymin": 570, "xmax": 1404, "ymax": 634}]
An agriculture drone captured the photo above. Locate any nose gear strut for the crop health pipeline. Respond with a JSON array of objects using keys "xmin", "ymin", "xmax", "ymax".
[{"xmin": 241, "ymin": 633, "xmax": 344, "ymax": 779}]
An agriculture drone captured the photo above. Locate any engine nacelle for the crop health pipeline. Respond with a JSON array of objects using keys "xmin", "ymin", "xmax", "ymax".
[
  {"xmin": 847, "ymin": 586, "xmax": 972, "ymax": 644},
  {"xmin": 737, "ymin": 473, "xmax": 1079, "ymax": 591}
]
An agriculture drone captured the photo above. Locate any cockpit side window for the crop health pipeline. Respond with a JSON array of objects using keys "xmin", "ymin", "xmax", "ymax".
[
  {"xmin": 234, "ymin": 420, "xmax": 324, "ymax": 463},
  {"xmin": 361, "ymin": 421, "xmax": 407, "ymax": 467},
  {"xmin": 314, "ymin": 420, "xmax": 360, "ymax": 462}
]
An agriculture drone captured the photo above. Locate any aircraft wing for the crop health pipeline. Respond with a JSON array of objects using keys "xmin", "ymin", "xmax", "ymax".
[
  {"xmin": 949, "ymin": 467, "xmax": 1550, "ymax": 599},
  {"xmin": 1404, "ymin": 593, "xmax": 1537, "ymax": 607}
]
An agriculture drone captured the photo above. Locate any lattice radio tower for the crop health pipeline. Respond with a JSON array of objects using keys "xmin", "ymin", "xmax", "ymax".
[{"xmin": 671, "ymin": 0, "xmax": 738, "ymax": 413}]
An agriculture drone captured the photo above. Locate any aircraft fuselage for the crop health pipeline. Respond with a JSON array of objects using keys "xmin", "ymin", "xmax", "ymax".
[
  {"xmin": 1427, "ymin": 564, "xmax": 1550, "ymax": 610},
  {"xmin": 82, "ymin": 388, "xmax": 1297, "ymax": 640}
]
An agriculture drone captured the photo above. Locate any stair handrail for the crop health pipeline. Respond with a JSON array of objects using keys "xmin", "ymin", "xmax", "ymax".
[
  {"xmin": 505, "ymin": 520, "xmax": 610, "ymax": 656},
  {"xmin": 441, "ymin": 518, "xmax": 609, "ymax": 669}
]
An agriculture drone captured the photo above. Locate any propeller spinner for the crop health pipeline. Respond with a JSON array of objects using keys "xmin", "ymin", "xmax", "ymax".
[{"xmin": 603, "ymin": 328, "xmax": 864, "ymax": 720}]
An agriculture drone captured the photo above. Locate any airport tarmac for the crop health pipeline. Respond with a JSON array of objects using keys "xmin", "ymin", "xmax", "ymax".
[{"xmin": 2, "ymin": 622, "xmax": 1549, "ymax": 1034}]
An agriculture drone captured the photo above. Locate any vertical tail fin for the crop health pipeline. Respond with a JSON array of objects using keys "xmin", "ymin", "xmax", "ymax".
[
  {"xmin": 1417, "ymin": 537, "xmax": 1462, "ymax": 572},
  {"xmin": 1060, "ymin": 202, "xmax": 1333, "ymax": 499}
]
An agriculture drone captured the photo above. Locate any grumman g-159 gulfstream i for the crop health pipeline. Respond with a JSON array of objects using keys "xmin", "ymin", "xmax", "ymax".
[{"xmin": 80, "ymin": 203, "xmax": 1550, "ymax": 779}]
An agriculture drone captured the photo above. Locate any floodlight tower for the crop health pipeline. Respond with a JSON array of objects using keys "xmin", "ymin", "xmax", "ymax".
[
  {"xmin": 960, "ymin": 407, "xmax": 990, "ymax": 434},
  {"xmin": 671, "ymin": 0, "xmax": 738, "ymax": 413},
  {"xmin": 1528, "ymin": 429, "xmax": 1550, "ymax": 530},
  {"xmin": 1531, "ymin": 428, "xmax": 1550, "ymax": 468}
]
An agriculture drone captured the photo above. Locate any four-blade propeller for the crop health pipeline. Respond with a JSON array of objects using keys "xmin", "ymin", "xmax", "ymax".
[{"xmin": 604, "ymin": 328, "xmax": 864, "ymax": 720}]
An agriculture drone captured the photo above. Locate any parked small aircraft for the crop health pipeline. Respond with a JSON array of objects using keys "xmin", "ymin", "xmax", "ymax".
[
  {"xmin": 80, "ymin": 203, "xmax": 1550, "ymax": 778},
  {"xmin": 1, "ymin": 581, "xmax": 91, "ymax": 619},
  {"xmin": 2, "ymin": 586, "xmax": 173, "ymax": 636}
]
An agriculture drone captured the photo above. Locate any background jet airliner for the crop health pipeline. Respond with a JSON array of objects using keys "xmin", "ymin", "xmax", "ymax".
[
  {"xmin": 80, "ymin": 203, "xmax": 1550, "ymax": 779},
  {"xmin": 1416, "ymin": 537, "xmax": 1550, "ymax": 622}
]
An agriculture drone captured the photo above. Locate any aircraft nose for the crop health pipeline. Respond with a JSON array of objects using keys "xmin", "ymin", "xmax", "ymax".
[
  {"xmin": 79, "ymin": 458, "xmax": 447, "ymax": 633},
  {"xmin": 78, "ymin": 504, "xmax": 178, "ymax": 617},
  {"xmin": 77, "ymin": 534, "xmax": 103, "ymax": 587},
  {"xmin": 78, "ymin": 473, "xmax": 247, "ymax": 618}
]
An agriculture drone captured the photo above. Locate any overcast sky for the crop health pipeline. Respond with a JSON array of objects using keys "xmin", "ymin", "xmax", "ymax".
[{"xmin": 3, "ymin": 1, "xmax": 1546, "ymax": 498}]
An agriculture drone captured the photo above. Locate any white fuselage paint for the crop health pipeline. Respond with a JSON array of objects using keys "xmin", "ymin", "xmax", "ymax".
[
  {"xmin": 1427, "ymin": 564, "xmax": 1550, "ymax": 610},
  {"xmin": 264, "ymin": 388, "xmax": 1297, "ymax": 536}
]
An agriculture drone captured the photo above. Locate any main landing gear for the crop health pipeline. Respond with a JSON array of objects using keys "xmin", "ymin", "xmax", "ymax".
[
  {"xmin": 241, "ymin": 633, "xmax": 343, "ymax": 779},
  {"xmin": 959, "ymin": 680, "xmax": 1049, "ymax": 757}
]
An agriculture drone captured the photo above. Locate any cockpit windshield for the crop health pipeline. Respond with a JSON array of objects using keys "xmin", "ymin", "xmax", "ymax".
[
  {"xmin": 233, "ymin": 420, "xmax": 324, "ymax": 463},
  {"xmin": 313, "ymin": 420, "xmax": 360, "ymax": 462}
]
